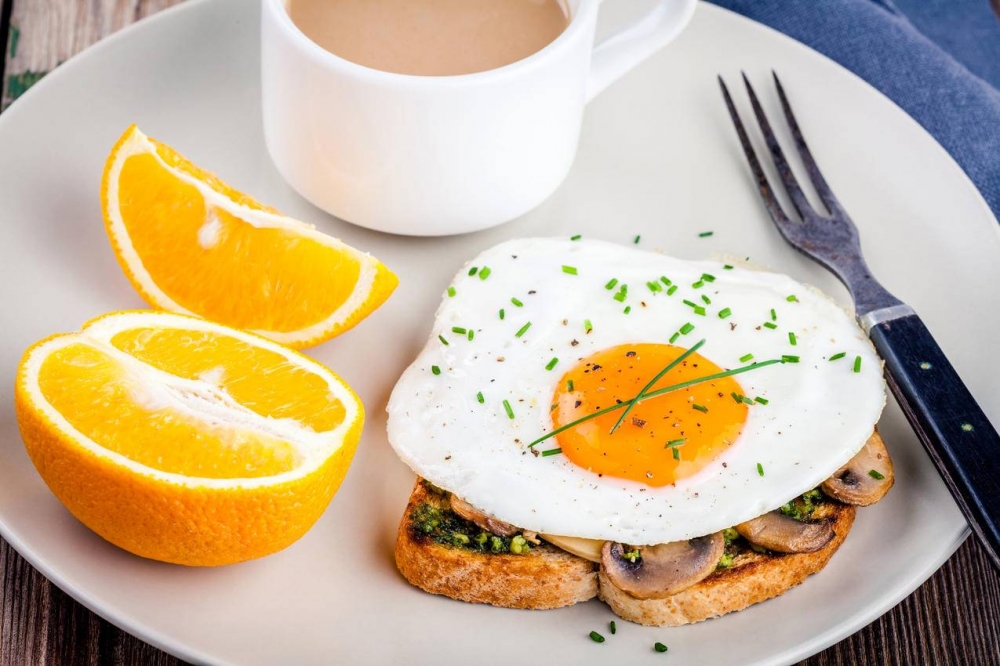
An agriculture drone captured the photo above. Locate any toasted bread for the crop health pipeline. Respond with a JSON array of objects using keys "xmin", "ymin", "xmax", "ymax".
[
  {"xmin": 394, "ymin": 480, "xmax": 598, "ymax": 609},
  {"xmin": 598, "ymin": 500, "xmax": 856, "ymax": 626}
]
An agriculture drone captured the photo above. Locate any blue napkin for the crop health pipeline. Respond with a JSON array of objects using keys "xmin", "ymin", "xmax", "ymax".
[{"xmin": 708, "ymin": 0, "xmax": 1000, "ymax": 221}]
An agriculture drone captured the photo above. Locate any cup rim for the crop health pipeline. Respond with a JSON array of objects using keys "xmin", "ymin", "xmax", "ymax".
[{"xmin": 264, "ymin": 0, "xmax": 595, "ymax": 86}]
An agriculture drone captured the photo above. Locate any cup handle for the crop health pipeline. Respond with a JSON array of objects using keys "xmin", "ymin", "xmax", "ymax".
[{"xmin": 585, "ymin": 0, "xmax": 698, "ymax": 103}]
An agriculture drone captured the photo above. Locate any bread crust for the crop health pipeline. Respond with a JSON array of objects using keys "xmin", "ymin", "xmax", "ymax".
[
  {"xmin": 598, "ymin": 501, "xmax": 856, "ymax": 626},
  {"xmin": 394, "ymin": 480, "xmax": 598, "ymax": 610}
]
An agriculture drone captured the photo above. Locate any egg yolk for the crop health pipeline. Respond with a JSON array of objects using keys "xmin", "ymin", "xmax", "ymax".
[{"xmin": 551, "ymin": 344, "xmax": 747, "ymax": 487}]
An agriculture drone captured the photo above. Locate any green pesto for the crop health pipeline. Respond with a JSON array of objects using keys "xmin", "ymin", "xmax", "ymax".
[{"xmin": 409, "ymin": 501, "xmax": 531, "ymax": 555}]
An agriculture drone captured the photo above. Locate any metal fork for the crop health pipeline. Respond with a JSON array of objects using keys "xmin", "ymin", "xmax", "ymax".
[{"xmin": 719, "ymin": 72, "xmax": 1000, "ymax": 571}]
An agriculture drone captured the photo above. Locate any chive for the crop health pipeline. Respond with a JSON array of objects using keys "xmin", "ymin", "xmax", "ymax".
[
  {"xmin": 546, "ymin": 357, "xmax": 559, "ymax": 371},
  {"xmin": 660, "ymin": 276, "xmax": 672, "ymax": 286},
  {"xmin": 541, "ymin": 448, "xmax": 562, "ymax": 457},
  {"xmin": 562, "ymin": 265, "xmax": 578, "ymax": 275},
  {"xmin": 693, "ymin": 306, "xmax": 706, "ymax": 316},
  {"xmin": 763, "ymin": 322, "xmax": 778, "ymax": 330},
  {"xmin": 672, "ymin": 447, "xmax": 681, "ymax": 460},
  {"xmin": 515, "ymin": 322, "xmax": 532, "ymax": 338},
  {"xmin": 723, "ymin": 264, "xmax": 734, "ymax": 270},
  {"xmin": 740, "ymin": 353, "xmax": 754, "ymax": 363},
  {"xmin": 479, "ymin": 267, "xmax": 491, "ymax": 280},
  {"xmin": 666, "ymin": 285, "xmax": 678, "ymax": 296},
  {"xmin": 683, "ymin": 299, "xmax": 698, "ymax": 309},
  {"xmin": 550, "ymin": 403, "xmax": 558, "ymax": 412},
  {"xmin": 623, "ymin": 306, "xmax": 632, "ymax": 314},
  {"xmin": 829, "ymin": 352, "xmax": 846, "ymax": 361},
  {"xmin": 692, "ymin": 403, "xmax": 708, "ymax": 413},
  {"xmin": 634, "ymin": 235, "xmax": 641, "ymax": 244},
  {"xmin": 680, "ymin": 322, "xmax": 695, "ymax": 335},
  {"xmin": 754, "ymin": 396, "xmax": 769, "ymax": 405},
  {"xmin": 666, "ymin": 438, "xmax": 686, "ymax": 448},
  {"xmin": 613, "ymin": 291, "xmax": 627, "ymax": 303},
  {"xmin": 669, "ymin": 332, "xmax": 680, "ymax": 344},
  {"xmin": 438, "ymin": 335, "xmax": 450, "ymax": 346},
  {"xmin": 468, "ymin": 330, "xmax": 474, "ymax": 341},
  {"xmin": 605, "ymin": 278, "xmax": 619, "ymax": 290},
  {"xmin": 854, "ymin": 356, "xmax": 862, "ymax": 373},
  {"xmin": 503, "ymin": 400, "xmax": 515, "ymax": 419},
  {"xmin": 499, "ymin": 309, "xmax": 505, "ymax": 320},
  {"xmin": 770, "ymin": 308, "xmax": 777, "ymax": 321},
  {"xmin": 609, "ymin": 621, "xmax": 617, "ymax": 635},
  {"xmin": 511, "ymin": 297, "xmax": 524, "ymax": 307},
  {"xmin": 869, "ymin": 469, "xmax": 885, "ymax": 480},
  {"xmin": 477, "ymin": 391, "xmax": 485, "ymax": 404},
  {"xmin": 743, "ymin": 395, "xmax": 754, "ymax": 405},
  {"xmin": 787, "ymin": 294, "xmax": 799, "ymax": 302},
  {"xmin": 731, "ymin": 391, "xmax": 743, "ymax": 404},
  {"xmin": 452, "ymin": 327, "xmax": 467, "ymax": 335},
  {"xmin": 567, "ymin": 380, "xmax": 575, "ymax": 391},
  {"xmin": 647, "ymin": 281, "xmax": 662, "ymax": 293},
  {"xmin": 782, "ymin": 355, "xmax": 800, "ymax": 363},
  {"xmin": 447, "ymin": 286, "xmax": 456, "ymax": 297},
  {"xmin": 655, "ymin": 642, "xmax": 669, "ymax": 653},
  {"xmin": 788, "ymin": 332, "xmax": 797, "ymax": 346},
  {"xmin": 431, "ymin": 365, "xmax": 441, "ymax": 375},
  {"xmin": 692, "ymin": 280, "xmax": 705, "ymax": 289},
  {"xmin": 699, "ymin": 231, "xmax": 714, "ymax": 237},
  {"xmin": 589, "ymin": 631, "xmax": 605, "ymax": 644},
  {"xmin": 571, "ymin": 234, "xmax": 582, "ymax": 241},
  {"xmin": 611, "ymin": 341, "xmax": 706, "ymax": 434},
  {"xmin": 702, "ymin": 273, "xmax": 716, "ymax": 283},
  {"xmin": 584, "ymin": 319, "xmax": 593, "ymax": 333},
  {"xmin": 701, "ymin": 295, "xmax": 712, "ymax": 305},
  {"xmin": 757, "ymin": 462, "xmax": 764, "ymax": 476},
  {"xmin": 468, "ymin": 267, "xmax": 478, "ymax": 276},
  {"xmin": 718, "ymin": 308, "xmax": 732, "ymax": 319}
]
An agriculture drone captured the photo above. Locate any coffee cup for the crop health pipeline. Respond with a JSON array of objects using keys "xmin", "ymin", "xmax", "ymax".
[{"xmin": 261, "ymin": 0, "xmax": 697, "ymax": 236}]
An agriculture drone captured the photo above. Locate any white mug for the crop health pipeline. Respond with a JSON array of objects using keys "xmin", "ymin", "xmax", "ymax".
[{"xmin": 261, "ymin": 0, "xmax": 697, "ymax": 236}]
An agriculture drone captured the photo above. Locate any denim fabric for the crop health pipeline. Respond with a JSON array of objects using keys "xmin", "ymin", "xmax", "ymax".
[{"xmin": 708, "ymin": 0, "xmax": 1000, "ymax": 220}]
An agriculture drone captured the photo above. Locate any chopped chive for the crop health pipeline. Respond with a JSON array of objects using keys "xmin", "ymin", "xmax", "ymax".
[
  {"xmin": 562, "ymin": 265, "xmax": 578, "ymax": 275},
  {"xmin": 731, "ymin": 392, "xmax": 744, "ymax": 404},
  {"xmin": 692, "ymin": 280, "xmax": 705, "ymax": 289},
  {"xmin": 468, "ymin": 330, "xmax": 474, "ymax": 341},
  {"xmin": 672, "ymin": 447, "xmax": 681, "ymax": 460},
  {"xmin": 723, "ymin": 264, "xmax": 734, "ymax": 270},
  {"xmin": 854, "ymin": 356, "xmax": 862, "ymax": 373},
  {"xmin": 584, "ymin": 319, "xmax": 593, "ymax": 333},
  {"xmin": 452, "ymin": 327, "xmax": 467, "ymax": 335},
  {"xmin": 609, "ymin": 621, "xmax": 617, "ymax": 635},
  {"xmin": 431, "ymin": 365, "xmax": 441, "ymax": 375},
  {"xmin": 740, "ymin": 353, "xmax": 754, "ymax": 363},
  {"xmin": 718, "ymin": 308, "xmax": 732, "ymax": 319},
  {"xmin": 541, "ymin": 448, "xmax": 562, "ymax": 457},
  {"xmin": 680, "ymin": 322, "xmax": 695, "ymax": 335},
  {"xmin": 503, "ymin": 400, "xmax": 515, "ymax": 419},
  {"xmin": 634, "ymin": 235, "xmax": 641, "ymax": 244},
  {"xmin": 438, "ymin": 335, "xmax": 450, "ymax": 346},
  {"xmin": 511, "ymin": 297, "xmax": 524, "ymax": 307},
  {"xmin": 479, "ymin": 267, "xmax": 491, "ymax": 280},
  {"xmin": 666, "ymin": 438, "xmax": 686, "ymax": 448},
  {"xmin": 829, "ymin": 352, "xmax": 847, "ymax": 361},
  {"xmin": 499, "ymin": 309, "xmax": 505, "ymax": 320},
  {"xmin": 693, "ymin": 306, "xmax": 706, "ymax": 316},
  {"xmin": 692, "ymin": 403, "xmax": 708, "ymax": 413},
  {"xmin": 550, "ymin": 403, "xmax": 558, "ymax": 412},
  {"xmin": 869, "ymin": 469, "xmax": 885, "ymax": 480},
  {"xmin": 571, "ymin": 234, "xmax": 582, "ymax": 241},
  {"xmin": 567, "ymin": 379, "xmax": 575, "ymax": 391},
  {"xmin": 623, "ymin": 306, "xmax": 632, "ymax": 314},
  {"xmin": 782, "ymin": 355, "xmax": 800, "ymax": 363},
  {"xmin": 683, "ymin": 299, "xmax": 698, "ymax": 308},
  {"xmin": 669, "ymin": 332, "xmax": 680, "ymax": 344},
  {"xmin": 701, "ymin": 295, "xmax": 712, "ymax": 305},
  {"xmin": 660, "ymin": 276, "xmax": 672, "ymax": 286},
  {"xmin": 605, "ymin": 278, "xmax": 619, "ymax": 290},
  {"xmin": 757, "ymin": 462, "xmax": 765, "ymax": 476},
  {"xmin": 763, "ymin": 322, "xmax": 778, "ymax": 330},
  {"xmin": 468, "ymin": 267, "xmax": 478, "ymax": 276},
  {"xmin": 655, "ymin": 642, "xmax": 669, "ymax": 653},
  {"xmin": 754, "ymin": 396, "xmax": 769, "ymax": 405},
  {"xmin": 546, "ymin": 357, "xmax": 559, "ymax": 371},
  {"xmin": 515, "ymin": 322, "xmax": 532, "ymax": 338},
  {"xmin": 647, "ymin": 281, "xmax": 662, "ymax": 293},
  {"xmin": 787, "ymin": 294, "xmax": 799, "ymax": 302},
  {"xmin": 666, "ymin": 285, "xmax": 678, "ymax": 296},
  {"xmin": 614, "ymin": 292, "xmax": 627, "ymax": 303},
  {"xmin": 589, "ymin": 631, "xmax": 605, "ymax": 644},
  {"xmin": 788, "ymin": 332, "xmax": 797, "ymax": 346},
  {"xmin": 699, "ymin": 231, "xmax": 714, "ymax": 237},
  {"xmin": 702, "ymin": 273, "xmax": 716, "ymax": 283},
  {"xmin": 476, "ymin": 391, "xmax": 485, "ymax": 404},
  {"xmin": 447, "ymin": 286, "xmax": 456, "ymax": 297},
  {"xmin": 770, "ymin": 308, "xmax": 777, "ymax": 321}
]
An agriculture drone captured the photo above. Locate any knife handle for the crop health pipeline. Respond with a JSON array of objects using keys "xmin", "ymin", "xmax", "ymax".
[{"xmin": 869, "ymin": 314, "xmax": 1000, "ymax": 570}]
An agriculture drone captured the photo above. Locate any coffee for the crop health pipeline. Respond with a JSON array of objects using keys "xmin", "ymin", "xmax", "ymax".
[{"xmin": 287, "ymin": 0, "xmax": 570, "ymax": 76}]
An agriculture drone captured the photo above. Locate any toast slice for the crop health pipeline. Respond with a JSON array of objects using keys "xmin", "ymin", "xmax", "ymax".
[{"xmin": 394, "ymin": 480, "xmax": 598, "ymax": 609}]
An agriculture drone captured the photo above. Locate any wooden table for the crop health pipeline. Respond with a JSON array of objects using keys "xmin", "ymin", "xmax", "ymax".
[{"xmin": 2, "ymin": 1, "xmax": 999, "ymax": 664}]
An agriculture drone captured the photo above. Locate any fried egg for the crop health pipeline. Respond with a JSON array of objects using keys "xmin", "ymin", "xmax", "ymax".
[{"xmin": 387, "ymin": 238, "xmax": 885, "ymax": 545}]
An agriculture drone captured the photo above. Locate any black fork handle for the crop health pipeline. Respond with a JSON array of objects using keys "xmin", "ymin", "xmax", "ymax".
[{"xmin": 869, "ymin": 314, "xmax": 1000, "ymax": 570}]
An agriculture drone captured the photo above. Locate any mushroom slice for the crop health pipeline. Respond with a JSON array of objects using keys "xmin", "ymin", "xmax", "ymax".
[
  {"xmin": 821, "ymin": 430, "xmax": 895, "ymax": 506},
  {"xmin": 448, "ymin": 495, "xmax": 519, "ymax": 538},
  {"xmin": 600, "ymin": 533, "xmax": 724, "ymax": 599},
  {"xmin": 735, "ymin": 511, "xmax": 834, "ymax": 554}
]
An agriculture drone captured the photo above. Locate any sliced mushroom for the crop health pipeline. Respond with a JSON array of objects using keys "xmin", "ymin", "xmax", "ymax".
[
  {"xmin": 600, "ymin": 533, "xmax": 724, "ymax": 599},
  {"xmin": 735, "ymin": 511, "xmax": 834, "ymax": 553},
  {"xmin": 448, "ymin": 495, "xmax": 519, "ymax": 537},
  {"xmin": 821, "ymin": 430, "xmax": 894, "ymax": 506}
]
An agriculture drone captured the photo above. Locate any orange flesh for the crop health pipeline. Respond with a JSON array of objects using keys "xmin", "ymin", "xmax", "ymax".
[
  {"xmin": 117, "ymin": 150, "xmax": 362, "ymax": 332},
  {"xmin": 552, "ymin": 344, "xmax": 747, "ymax": 486}
]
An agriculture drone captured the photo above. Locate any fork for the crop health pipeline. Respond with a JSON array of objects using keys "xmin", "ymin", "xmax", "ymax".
[{"xmin": 719, "ymin": 72, "xmax": 1000, "ymax": 572}]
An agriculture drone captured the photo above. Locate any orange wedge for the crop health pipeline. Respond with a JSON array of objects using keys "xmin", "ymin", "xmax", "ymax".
[
  {"xmin": 101, "ymin": 125, "xmax": 398, "ymax": 348},
  {"xmin": 15, "ymin": 311, "xmax": 364, "ymax": 566}
]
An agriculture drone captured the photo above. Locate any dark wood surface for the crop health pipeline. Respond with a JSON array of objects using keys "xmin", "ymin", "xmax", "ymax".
[{"xmin": 1, "ymin": 1, "xmax": 999, "ymax": 665}]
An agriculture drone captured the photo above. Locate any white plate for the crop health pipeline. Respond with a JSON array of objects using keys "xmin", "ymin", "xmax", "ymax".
[{"xmin": 0, "ymin": 1, "xmax": 996, "ymax": 664}]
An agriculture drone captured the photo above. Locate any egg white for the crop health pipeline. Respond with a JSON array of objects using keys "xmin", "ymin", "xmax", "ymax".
[{"xmin": 386, "ymin": 238, "xmax": 886, "ymax": 545}]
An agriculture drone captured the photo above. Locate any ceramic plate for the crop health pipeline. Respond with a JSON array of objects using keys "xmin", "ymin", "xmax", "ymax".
[{"xmin": 0, "ymin": 1, "xmax": 996, "ymax": 664}]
